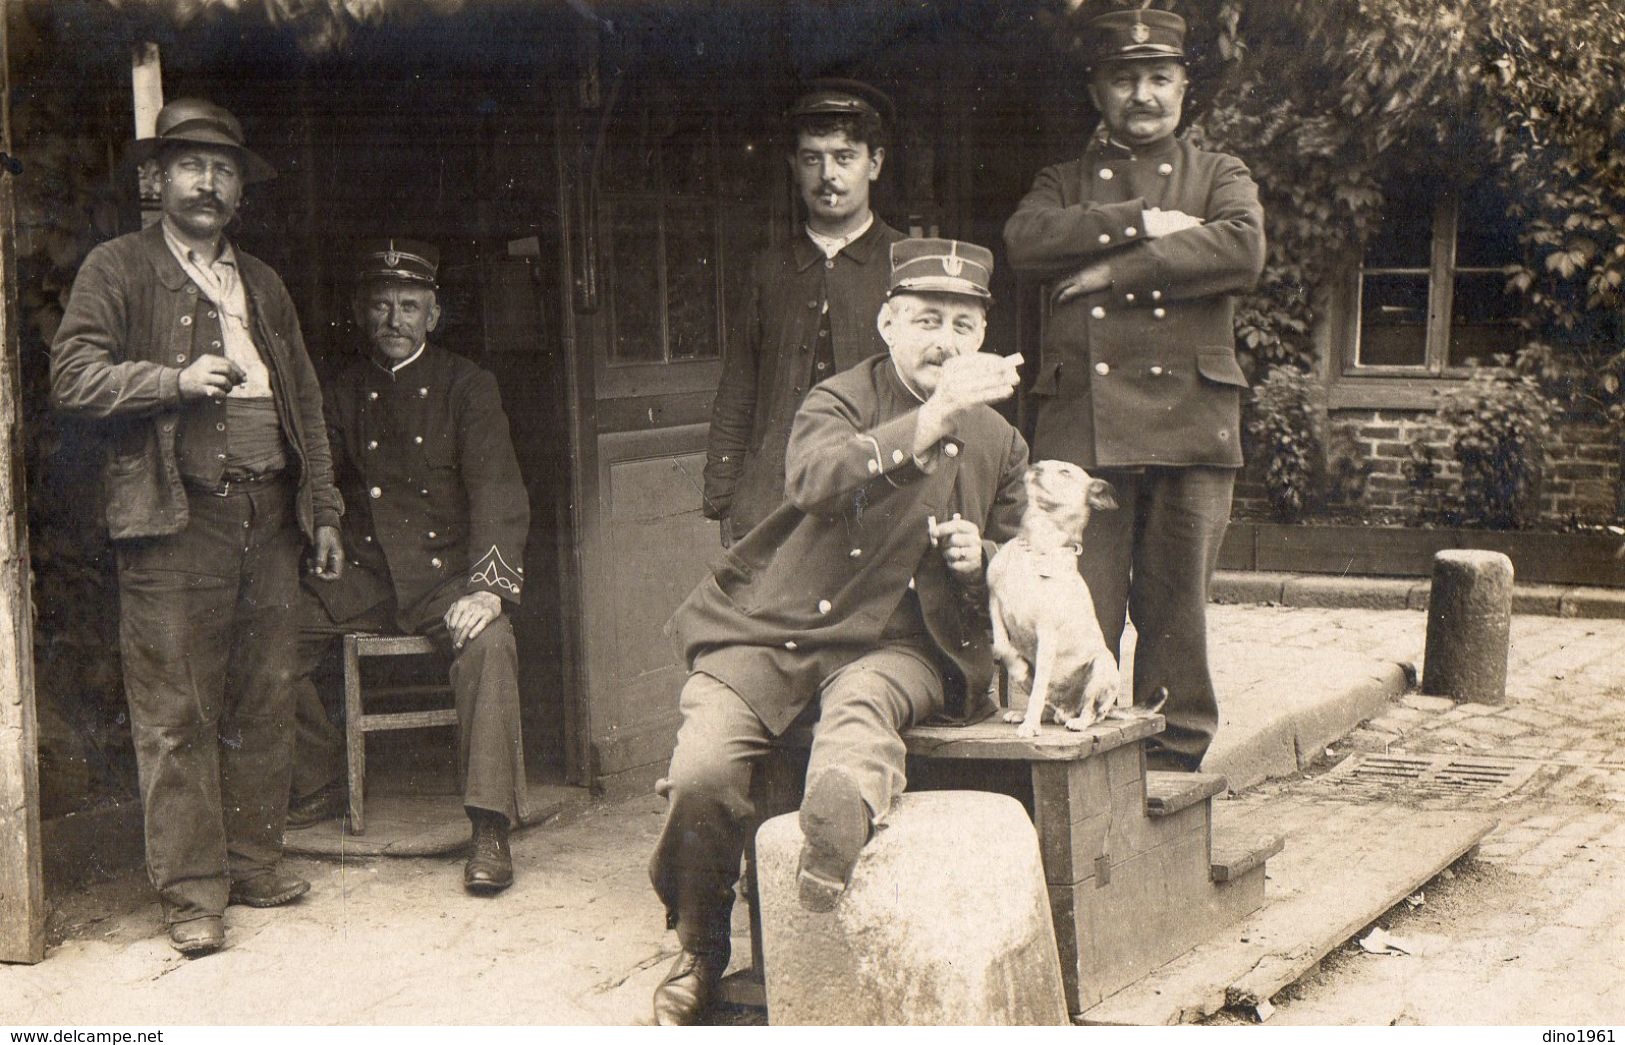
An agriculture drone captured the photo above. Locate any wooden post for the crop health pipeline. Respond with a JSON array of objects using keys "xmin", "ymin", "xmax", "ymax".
[
  {"xmin": 0, "ymin": 8, "xmax": 46, "ymax": 965},
  {"xmin": 131, "ymin": 41, "xmax": 163, "ymax": 227}
]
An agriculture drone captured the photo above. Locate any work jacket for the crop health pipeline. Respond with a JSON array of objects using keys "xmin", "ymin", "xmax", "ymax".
[
  {"xmin": 50, "ymin": 222, "xmax": 341, "ymax": 541},
  {"xmin": 1004, "ymin": 132, "xmax": 1265, "ymax": 469},
  {"xmin": 702, "ymin": 218, "xmax": 906, "ymax": 535},
  {"xmin": 308, "ymin": 345, "xmax": 529, "ymax": 631},
  {"xmin": 672, "ymin": 354, "xmax": 1029, "ymax": 733}
]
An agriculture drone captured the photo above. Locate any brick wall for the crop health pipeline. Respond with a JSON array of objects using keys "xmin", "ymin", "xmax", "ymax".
[{"xmin": 1234, "ymin": 408, "xmax": 1623, "ymax": 522}]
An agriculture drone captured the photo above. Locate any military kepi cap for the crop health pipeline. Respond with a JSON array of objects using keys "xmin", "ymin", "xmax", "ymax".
[
  {"xmin": 1085, "ymin": 6, "xmax": 1187, "ymax": 66},
  {"xmin": 357, "ymin": 238, "xmax": 440, "ymax": 287},
  {"xmin": 788, "ymin": 78, "xmax": 894, "ymax": 130},
  {"xmin": 888, "ymin": 238, "xmax": 994, "ymax": 301},
  {"xmin": 126, "ymin": 97, "xmax": 276, "ymax": 183}
]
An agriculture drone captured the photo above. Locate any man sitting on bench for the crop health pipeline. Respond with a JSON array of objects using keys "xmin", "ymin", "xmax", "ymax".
[{"xmin": 648, "ymin": 238, "xmax": 1029, "ymax": 1025}]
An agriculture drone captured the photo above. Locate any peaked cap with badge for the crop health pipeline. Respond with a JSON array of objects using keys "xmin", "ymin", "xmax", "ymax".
[
  {"xmin": 1084, "ymin": 6, "xmax": 1187, "ymax": 67},
  {"xmin": 888, "ymin": 237, "xmax": 994, "ymax": 301},
  {"xmin": 357, "ymin": 237, "xmax": 440, "ymax": 288}
]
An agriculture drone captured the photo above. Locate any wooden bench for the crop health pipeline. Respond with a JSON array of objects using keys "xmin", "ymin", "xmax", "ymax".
[{"xmin": 723, "ymin": 714, "xmax": 1281, "ymax": 1018}]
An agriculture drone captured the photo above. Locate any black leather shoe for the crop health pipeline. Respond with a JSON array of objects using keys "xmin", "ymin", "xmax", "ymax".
[
  {"xmin": 464, "ymin": 810, "xmax": 513, "ymax": 894},
  {"xmin": 797, "ymin": 768, "xmax": 871, "ymax": 913},
  {"xmin": 286, "ymin": 785, "xmax": 345, "ymax": 830},
  {"xmin": 652, "ymin": 947, "xmax": 728, "ymax": 1026},
  {"xmin": 169, "ymin": 916, "xmax": 225, "ymax": 957},
  {"xmin": 228, "ymin": 870, "xmax": 310, "ymax": 908}
]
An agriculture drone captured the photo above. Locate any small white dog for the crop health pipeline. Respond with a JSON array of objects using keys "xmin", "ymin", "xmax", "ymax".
[{"xmin": 987, "ymin": 460, "xmax": 1126, "ymax": 737}]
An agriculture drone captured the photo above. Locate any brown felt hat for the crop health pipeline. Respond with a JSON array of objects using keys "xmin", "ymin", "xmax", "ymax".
[{"xmin": 126, "ymin": 97, "xmax": 276, "ymax": 183}]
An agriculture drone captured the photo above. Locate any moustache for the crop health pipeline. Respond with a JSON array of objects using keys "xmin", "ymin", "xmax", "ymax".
[{"xmin": 186, "ymin": 195, "xmax": 227, "ymax": 210}]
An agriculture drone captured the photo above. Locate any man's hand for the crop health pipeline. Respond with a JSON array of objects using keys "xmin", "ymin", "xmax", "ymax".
[
  {"xmin": 445, "ymin": 591, "xmax": 503, "ymax": 650},
  {"xmin": 177, "ymin": 355, "xmax": 246, "ymax": 401},
  {"xmin": 929, "ymin": 514, "xmax": 985, "ymax": 583},
  {"xmin": 310, "ymin": 525, "xmax": 344, "ymax": 581},
  {"xmin": 914, "ymin": 353, "xmax": 1022, "ymax": 452},
  {"xmin": 1053, "ymin": 260, "xmax": 1113, "ymax": 307},
  {"xmin": 1142, "ymin": 207, "xmax": 1203, "ymax": 238}
]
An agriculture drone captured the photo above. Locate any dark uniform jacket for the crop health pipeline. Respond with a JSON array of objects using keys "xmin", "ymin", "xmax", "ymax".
[
  {"xmin": 50, "ymin": 222, "xmax": 341, "ymax": 541},
  {"xmin": 310, "ymin": 344, "xmax": 528, "ymax": 631},
  {"xmin": 671, "ymin": 354, "xmax": 1029, "ymax": 734},
  {"xmin": 702, "ymin": 218, "xmax": 907, "ymax": 535},
  {"xmin": 1004, "ymin": 132, "xmax": 1265, "ymax": 468}
]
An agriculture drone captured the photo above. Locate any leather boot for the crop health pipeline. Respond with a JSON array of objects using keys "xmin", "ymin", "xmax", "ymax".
[
  {"xmin": 652, "ymin": 943, "xmax": 729, "ymax": 1026},
  {"xmin": 464, "ymin": 809, "xmax": 514, "ymax": 894},
  {"xmin": 797, "ymin": 767, "xmax": 871, "ymax": 912}
]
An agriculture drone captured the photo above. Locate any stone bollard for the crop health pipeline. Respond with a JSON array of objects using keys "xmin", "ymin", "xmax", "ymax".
[
  {"xmin": 1422, "ymin": 549, "xmax": 1514, "ymax": 704},
  {"xmin": 754, "ymin": 790, "xmax": 1068, "ymax": 1026}
]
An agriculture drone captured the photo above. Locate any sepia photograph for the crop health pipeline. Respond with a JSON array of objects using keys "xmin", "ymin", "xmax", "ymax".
[{"xmin": 0, "ymin": 0, "xmax": 1622, "ymax": 1030}]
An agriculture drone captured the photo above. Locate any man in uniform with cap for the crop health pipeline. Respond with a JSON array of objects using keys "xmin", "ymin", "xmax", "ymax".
[
  {"xmin": 51, "ymin": 97, "xmax": 344, "ymax": 956},
  {"xmin": 701, "ymin": 78, "xmax": 907, "ymax": 544},
  {"xmin": 650, "ymin": 238, "xmax": 1028, "ymax": 1024},
  {"xmin": 1004, "ymin": 7, "xmax": 1265, "ymax": 771},
  {"xmin": 285, "ymin": 239, "xmax": 531, "ymax": 895}
]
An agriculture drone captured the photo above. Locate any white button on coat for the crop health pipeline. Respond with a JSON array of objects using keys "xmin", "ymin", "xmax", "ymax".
[
  {"xmin": 1098, "ymin": 168, "xmax": 1114, "ymax": 180},
  {"xmin": 1091, "ymin": 306, "xmax": 1106, "ymax": 319},
  {"xmin": 1095, "ymin": 362, "xmax": 1110, "ymax": 376},
  {"xmin": 1158, "ymin": 163, "xmax": 1174, "ymax": 175},
  {"xmin": 369, "ymin": 487, "xmax": 382, "ymax": 499},
  {"xmin": 817, "ymin": 600, "xmax": 832, "ymax": 614},
  {"xmin": 943, "ymin": 442, "xmax": 960, "ymax": 458}
]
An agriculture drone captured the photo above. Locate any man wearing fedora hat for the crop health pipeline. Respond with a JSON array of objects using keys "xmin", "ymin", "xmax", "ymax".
[
  {"xmin": 701, "ymin": 78, "xmax": 907, "ymax": 545},
  {"xmin": 1004, "ymin": 6, "xmax": 1265, "ymax": 773},
  {"xmin": 649, "ymin": 238, "xmax": 1028, "ymax": 1023},
  {"xmin": 51, "ymin": 97, "xmax": 343, "ymax": 956},
  {"xmin": 284, "ymin": 239, "xmax": 530, "ymax": 896}
]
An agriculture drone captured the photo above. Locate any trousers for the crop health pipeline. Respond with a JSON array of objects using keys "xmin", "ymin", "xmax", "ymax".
[
  {"xmin": 289, "ymin": 586, "xmax": 527, "ymax": 825},
  {"xmin": 116, "ymin": 477, "xmax": 301, "ymax": 925},
  {"xmin": 648, "ymin": 647, "xmax": 942, "ymax": 955},
  {"xmin": 1078, "ymin": 466, "xmax": 1234, "ymax": 770}
]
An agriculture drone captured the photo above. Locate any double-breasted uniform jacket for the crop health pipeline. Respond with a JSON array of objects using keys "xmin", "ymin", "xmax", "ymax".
[
  {"xmin": 671, "ymin": 354, "xmax": 1029, "ymax": 734},
  {"xmin": 309, "ymin": 344, "xmax": 529, "ymax": 630},
  {"xmin": 702, "ymin": 218, "xmax": 907, "ymax": 535},
  {"xmin": 1004, "ymin": 131, "xmax": 1266, "ymax": 468},
  {"xmin": 49, "ymin": 222, "xmax": 341, "ymax": 541}
]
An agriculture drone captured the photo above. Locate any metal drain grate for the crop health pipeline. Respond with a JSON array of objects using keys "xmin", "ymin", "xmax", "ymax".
[{"xmin": 1328, "ymin": 754, "xmax": 1541, "ymax": 800}]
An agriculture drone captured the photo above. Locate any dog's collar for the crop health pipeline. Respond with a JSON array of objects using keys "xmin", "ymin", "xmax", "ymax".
[{"xmin": 1018, "ymin": 536, "xmax": 1082, "ymax": 557}]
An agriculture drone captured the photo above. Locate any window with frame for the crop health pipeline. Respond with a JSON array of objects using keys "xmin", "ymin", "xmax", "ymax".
[
  {"xmin": 597, "ymin": 80, "xmax": 779, "ymax": 394},
  {"xmin": 1340, "ymin": 175, "xmax": 1523, "ymax": 393}
]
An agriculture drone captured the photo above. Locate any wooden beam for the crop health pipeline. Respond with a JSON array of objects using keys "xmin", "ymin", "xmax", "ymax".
[
  {"xmin": 131, "ymin": 42, "xmax": 163, "ymax": 227},
  {"xmin": 0, "ymin": 7, "xmax": 46, "ymax": 965}
]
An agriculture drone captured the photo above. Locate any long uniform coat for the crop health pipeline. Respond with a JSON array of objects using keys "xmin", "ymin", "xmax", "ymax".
[
  {"xmin": 671, "ymin": 354, "xmax": 1030, "ymax": 733},
  {"xmin": 701, "ymin": 219, "xmax": 907, "ymax": 536},
  {"xmin": 1004, "ymin": 132, "xmax": 1266, "ymax": 468},
  {"xmin": 309, "ymin": 345, "xmax": 528, "ymax": 630}
]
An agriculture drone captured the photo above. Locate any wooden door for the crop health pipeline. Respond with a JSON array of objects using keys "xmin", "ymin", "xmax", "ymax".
[{"xmin": 557, "ymin": 73, "xmax": 788, "ymax": 794}]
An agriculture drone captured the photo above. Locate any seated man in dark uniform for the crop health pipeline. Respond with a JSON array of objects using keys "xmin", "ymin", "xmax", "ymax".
[
  {"xmin": 648, "ymin": 238, "xmax": 1029, "ymax": 1024},
  {"xmin": 290, "ymin": 239, "xmax": 531, "ymax": 895}
]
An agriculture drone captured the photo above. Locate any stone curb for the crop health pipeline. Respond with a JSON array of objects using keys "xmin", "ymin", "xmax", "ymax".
[
  {"xmin": 1204, "ymin": 659, "xmax": 1413, "ymax": 794},
  {"xmin": 1212, "ymin": 571, "xmax": 1625, "ymax": 619}
]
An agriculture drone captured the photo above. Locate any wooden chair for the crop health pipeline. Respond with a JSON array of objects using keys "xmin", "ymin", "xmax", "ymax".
[{"xmin": 341, "ymin": 633, "xmax": 458, "ymax": 834}]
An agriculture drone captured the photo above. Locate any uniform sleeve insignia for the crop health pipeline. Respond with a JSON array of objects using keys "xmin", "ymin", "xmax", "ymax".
[{"xmin": 470, "ymin": 544, "xmax": 523, "ymax": 593}]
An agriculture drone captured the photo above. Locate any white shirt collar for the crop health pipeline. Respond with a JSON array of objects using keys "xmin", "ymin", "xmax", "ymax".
[
  {"xmin": 805, "ymin": 212, "xmax": 875, "ymax": 260},
  {"xmin": 373, "ymin": 343, "xmax": 426, "ymax": 375}
]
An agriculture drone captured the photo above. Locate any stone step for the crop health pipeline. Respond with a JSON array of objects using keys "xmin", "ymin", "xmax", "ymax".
[
  {"xmin": 1145, "ymin": 771, "xmax": 1228, "ymax": 817},
  {"xmin": 1209, "ymin": 826, "xmax": 1284, "ymax": 883}
]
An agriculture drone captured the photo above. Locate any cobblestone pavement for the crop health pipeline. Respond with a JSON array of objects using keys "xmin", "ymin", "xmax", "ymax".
[{"xmin": 1225, "ymin": 610, "xmax": 1625, "ymax": 1025}]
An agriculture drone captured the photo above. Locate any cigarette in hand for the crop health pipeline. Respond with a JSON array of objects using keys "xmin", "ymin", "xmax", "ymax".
[{"xmin": 927, "ymin": 515, "xmax": 939, "ymax": 547}]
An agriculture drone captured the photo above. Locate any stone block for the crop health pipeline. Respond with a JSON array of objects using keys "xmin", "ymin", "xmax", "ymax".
[
  {"xmin": 1210, "ymin": 570, "xmax": 1291, "ymax": 605},
  {"xmin": 1560, "ymin": 588, "xmax": 1625, "ymax": 620},
  {"xmin": 1283, "ymin": 575, "xmax": 1416, "ymax": 610},
  {"xmin": 756, "ymin": 791, "xmax": 1068, "ymax": 1026},
  {"xmin": 1511, "ymin": 585, "xmax": 1568, "ymax": 617}
]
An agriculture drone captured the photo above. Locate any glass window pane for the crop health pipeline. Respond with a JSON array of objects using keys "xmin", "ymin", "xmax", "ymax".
[
  {"xmin": 1358, "ymin": 272, "xmax": 1430, "ymax": 367},
  {"xmin": 720, "ymin": 203, "xmax": 771, "ymax": 352},
  {"xmin": 1448, "ymin": 270, "xmax": 1522, "ymax": 367},
  {"xmin": 1365, "ymin": 180, "xmax": 1434, "ymax": 269},
  {"xmin": 661, "ymin": 112, "xmax": 716, "ymax": 198},
  {"xmin": 607, "ymin": 200, "xmax": 665, "ymax": 364},
  {"xmin": 664, "ymin": 202, "xmax": 720, "ymax": 360},
  {"xmin": 1455, "ymin": 178, "xmax": 1519, "ymax": 268}
]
